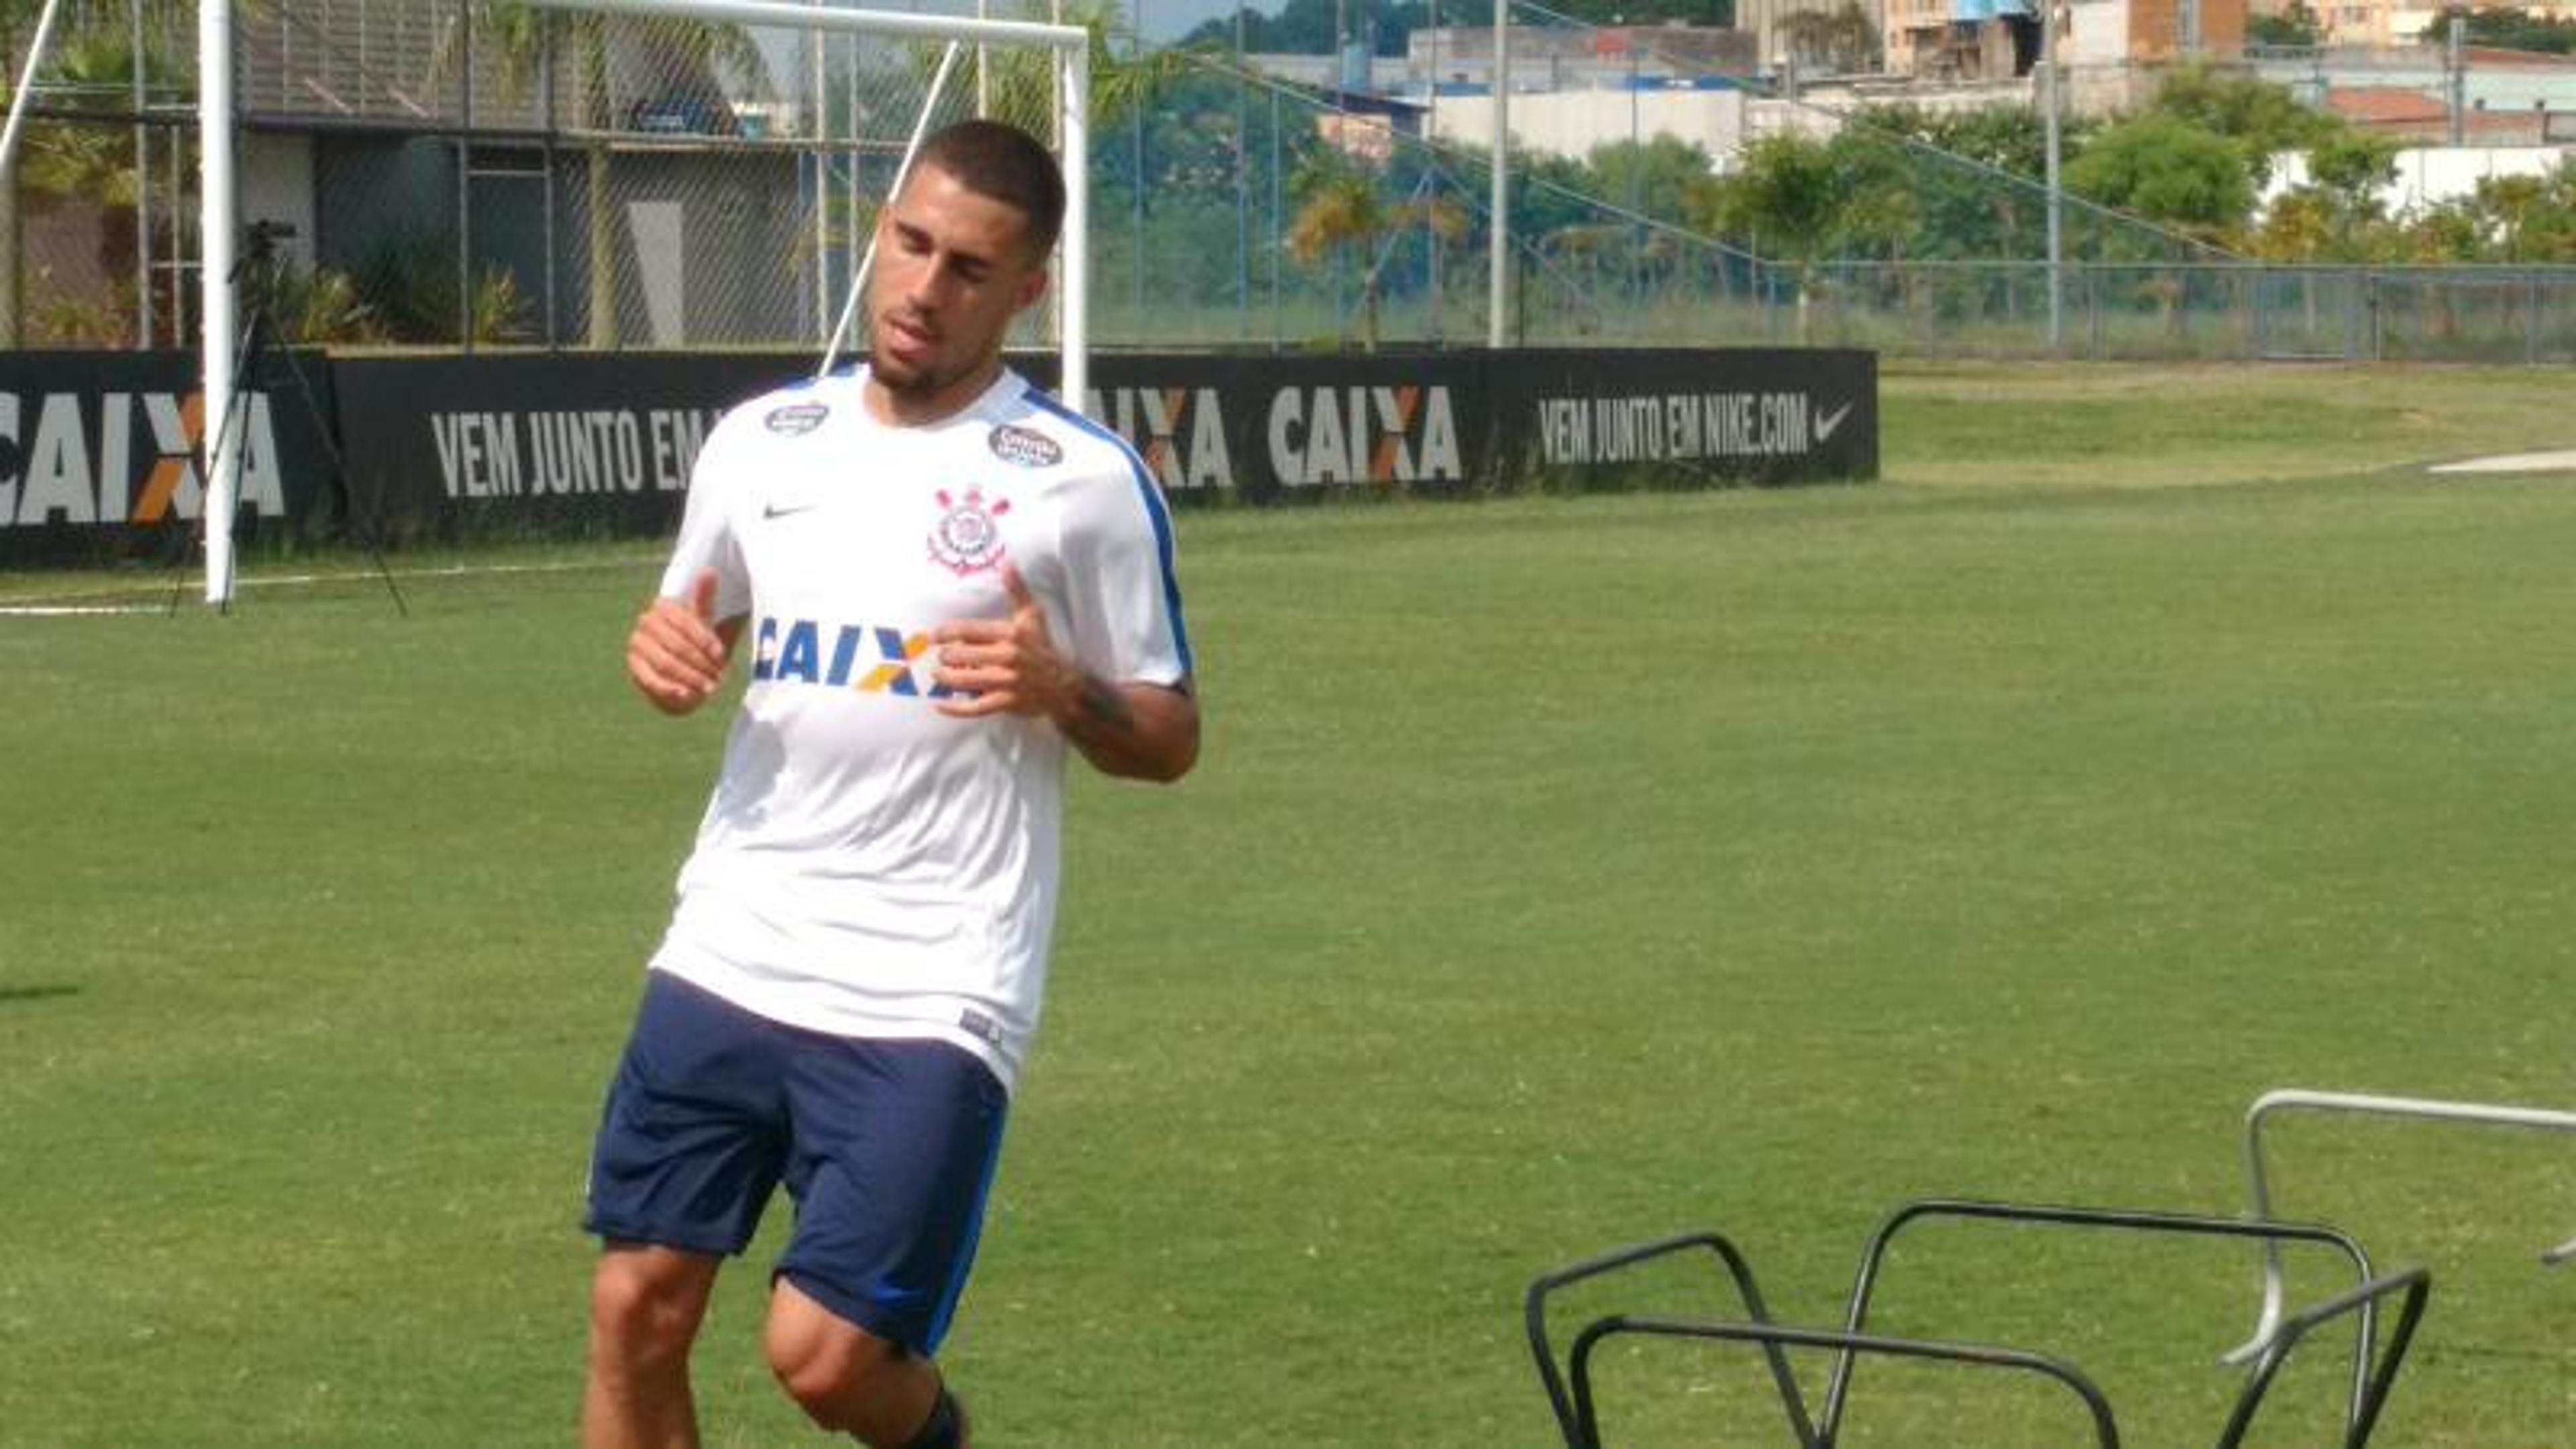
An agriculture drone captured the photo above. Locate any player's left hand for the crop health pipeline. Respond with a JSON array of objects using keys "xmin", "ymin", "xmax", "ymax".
[{"xmin": 932, "ymin": 564, "xmax": 1079, "ymax": 720}]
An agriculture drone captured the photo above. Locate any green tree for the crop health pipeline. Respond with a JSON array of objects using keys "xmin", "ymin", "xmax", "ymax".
[
  {"xmin": 1285, "ymin": 147, "xmax": 1462, "ymax": 349},
  {"xmin": 2397, "ymin": 196, "xmax": 2487, "ymax": 262},
  {"xmin": 967, "ymin": 0, "xmax": 1191, "ymax": 131},
  {"xmin": 2063, "ymin": 112, "xmax": 2254, "ymax": 240},
  {"xmin": 2251, "ymin": 189, "xmax": 2337, "ymax": 261},
  {"xmin": 1706, "ymin": 132, "xmax": 1842, "ymax": 335},
  {"xmin": 2147, "ymin": 63, "xmax": 2334, "ymax": 189},
  {"xmin": 1869, "ymin": 101, "xmax": 2056, "ymax": 177},
  {"xmin": 2247, "ymin": 125, "xmax": 2398, "ymax": 265},
  {"xmin": 1850, "ymin": 103, "xmax": 2084, "ymax": 263},
  {"xmin": 9, "ymin": 17, "xmax": 190, "ymax": 346},
  {"xmin": 1582, "ymin": 135, "xmax": 1722, "ymax": 228},
  {"xmin": 1709, "ymin": 132, "xmax": 1838, "ymax": 259},
  {"xmin": 2469, "ymin": 160, "xmax": 2576, "ymax": 262},
  {"xmin": 2304, "ymin": 129, "xmax": 2399, "ymax": 216},
  {"xmin": 1286, "ymin": 154, "xmax": 1385, "ymax": 347},
  {"xmin": 2248, "ymin": 1, "xmax": 2322, "ymax": 47},
  {"xmin": 2438, "ymin": 4, "xmax": 2576, "ymax": 53}
]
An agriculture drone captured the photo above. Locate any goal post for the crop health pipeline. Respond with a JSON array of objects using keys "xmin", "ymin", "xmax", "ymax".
[{"xmin": 195, "ymin": 0, "xmax": 1092, "ymax": 606}]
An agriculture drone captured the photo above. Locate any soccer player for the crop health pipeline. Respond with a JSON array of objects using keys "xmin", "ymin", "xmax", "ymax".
[{"xmin": 585, "ymin": 119, "xmax": 1198, "ymax": 1449}]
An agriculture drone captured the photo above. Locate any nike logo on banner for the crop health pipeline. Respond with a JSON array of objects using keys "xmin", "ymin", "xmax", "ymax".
[
  {"xmin": 763, "ymin": 502, "xmax": 820, "ymax": 521},
  {"xmin": 1814, "ymin": 402, "xmax": 1857, "ymax": 445}
]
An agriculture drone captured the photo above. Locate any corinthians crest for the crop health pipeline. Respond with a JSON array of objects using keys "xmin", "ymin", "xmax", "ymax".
[{"xmin": 928, "ymin": 487, "xmax": 1012, "ymax": 576}]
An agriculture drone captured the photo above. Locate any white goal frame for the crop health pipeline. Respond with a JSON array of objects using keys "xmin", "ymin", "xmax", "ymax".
[{"xmin": 194, "ymin": 0, "xmax": 1092, "ymax": 605}]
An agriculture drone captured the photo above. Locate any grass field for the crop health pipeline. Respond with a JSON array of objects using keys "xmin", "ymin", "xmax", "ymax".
[{"xmin": 6, "ymin": 362, "xmax": 2576, "ymax": 1446}]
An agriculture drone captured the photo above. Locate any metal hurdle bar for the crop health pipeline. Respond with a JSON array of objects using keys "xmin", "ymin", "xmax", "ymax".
[
  {"xmin": 2226, "ymin": 1087, "xmax": 2576, "ymax": 1364},
  {"xmin": 1524, "ymin": 1228, "xmax": 2118, "ymax": 1449},
  {"xmin": 1825, "ymin": 1199, "xmax": 2387, "ymax": 1444},
  {"xmin": 1527, "ymin": 1201, "xmax": 2433, "ymax": 1448}
]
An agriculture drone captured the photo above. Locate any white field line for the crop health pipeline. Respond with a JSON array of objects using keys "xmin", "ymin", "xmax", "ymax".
[
  {"xmin": 0, "ymin": 553, "xmax": 657, "ymax": 616},
  {"xmin": 2430, "ymin": 450, "xmax": 2576, "ymax": 476}
]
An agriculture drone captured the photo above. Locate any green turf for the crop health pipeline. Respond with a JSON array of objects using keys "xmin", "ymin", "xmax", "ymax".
[{"xmin": 5, "ymin": 363, "xmax": 2576, "ymax": 1446}]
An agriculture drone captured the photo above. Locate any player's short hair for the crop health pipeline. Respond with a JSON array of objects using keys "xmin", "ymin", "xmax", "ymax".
[{"xmin": 911, "ymin": 120, "xmax": 1066, "ymax": 264}]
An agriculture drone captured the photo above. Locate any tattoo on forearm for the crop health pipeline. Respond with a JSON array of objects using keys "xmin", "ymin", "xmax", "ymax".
[{"xmin": 1063, "ymin": 674, "xmax": 1136, "ymax": 746}]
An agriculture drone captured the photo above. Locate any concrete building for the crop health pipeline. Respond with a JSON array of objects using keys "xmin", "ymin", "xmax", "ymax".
[
  {"xmin": 1396, "ymin": 22, "xmax": 1760, "ymax": 92},
  {"xmin": 2061, "ymin": 0, "xmax": 2251, "ymax": 62},
  {"xmin": 1887, "ymin": 0, "xmax": 2247, "ymax": 81},
  {"xmin": 2251, "ymin": 42, "xmax": 2576, "ymax": 142},
  {"xmin": 1735, "ymin": 0, "xmax": 1886, "ymax": 72},
  {"xmin": 1886, "ymin": 0, "xmax": 2037, "ymax": 78},
  {"xmin": 2269, "ymin": 0, "xmax": 2576, "ymax": 48},
  {"xmin": 2263, "ymin": 142, "xmax": 2576, "ymax": 209}
]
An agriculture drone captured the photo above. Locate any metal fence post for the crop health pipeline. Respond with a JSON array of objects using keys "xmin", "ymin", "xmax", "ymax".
[
  {"xmin": 2250, "ymin": 261, "xmax": 2265, "ymax": 359},
  {"xmin": 2530, "ymin": 269, "xmax": 2542, "ymax": 364},
  {"xmin": 460, "ymin": 1, "xmax": 475, "ymax": 352}
]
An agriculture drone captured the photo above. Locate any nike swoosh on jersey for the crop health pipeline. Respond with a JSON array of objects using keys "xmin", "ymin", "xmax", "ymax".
[{"xmin": 763, "ymin": 501, "xmax": 822, "ymax": 521}]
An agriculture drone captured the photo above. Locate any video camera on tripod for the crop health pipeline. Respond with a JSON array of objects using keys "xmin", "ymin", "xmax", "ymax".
[{"xmin": 242, "ymin": 218, "xmax": 298, "ymax": 266}]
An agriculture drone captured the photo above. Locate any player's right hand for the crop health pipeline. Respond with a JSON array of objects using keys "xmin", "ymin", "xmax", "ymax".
[{"xmin": 627, "ymin": 571, "xmax": 731, "ymax": 716}]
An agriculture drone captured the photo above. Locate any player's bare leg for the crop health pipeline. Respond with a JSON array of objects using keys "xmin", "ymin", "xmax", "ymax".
[
  {"xmin": 765, "ymin": 1276, "xmax": 961, "ymax": 1447},
  {"xmin": 584, "ymin": 1243, "xmax": 722, "ymax": 1449}
]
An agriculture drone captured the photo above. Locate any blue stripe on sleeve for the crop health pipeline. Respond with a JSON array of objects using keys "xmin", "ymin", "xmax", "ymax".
[{"xmin": 1022, "ymin": 389, "xmax": 1195, "ymax": 678}]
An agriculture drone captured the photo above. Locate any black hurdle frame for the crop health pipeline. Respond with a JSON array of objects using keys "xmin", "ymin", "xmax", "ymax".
[{"xmin": 1525, "ymin": 1198, "xmax": 2434, "ymax": 1449}]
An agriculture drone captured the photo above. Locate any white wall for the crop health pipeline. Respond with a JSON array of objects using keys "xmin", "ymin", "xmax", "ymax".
[
  {"xmin": 237, "ymin": 131, "xmax": 316, "ymax": 270},
  {"xmin": 2263, "ymin": 143, "xmax": 2576, "ymax": 214},
  {"xmin": 1426, "ymin": 88, "xmax": 1750, "ymax": 163}
]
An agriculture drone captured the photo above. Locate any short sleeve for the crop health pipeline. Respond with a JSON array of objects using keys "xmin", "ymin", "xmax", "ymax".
[
  {"xmin": 1055, "ymin": 453, "xmax": 1192, "ymax": 690},
  {"xmin": 657, "ymin": 407, "xmax": 753, "ymax": 619}
]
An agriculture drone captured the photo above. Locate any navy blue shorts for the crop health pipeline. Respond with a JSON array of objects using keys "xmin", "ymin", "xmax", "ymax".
[{"xmin": 584, "ymin": 971, "xmax": 1009, "ymax": 1356}]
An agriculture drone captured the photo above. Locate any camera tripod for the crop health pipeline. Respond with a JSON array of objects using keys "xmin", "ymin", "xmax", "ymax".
[{"xmin": 172, "ymin": 220, "xmax": 407, "ymax": 617}]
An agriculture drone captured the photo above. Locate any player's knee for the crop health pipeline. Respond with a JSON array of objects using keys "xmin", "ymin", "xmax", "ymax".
[
  {"xmin": 763, "ymin": 1307, "xmax": 905, "ymax": 1428},
  {"xmin": 588, "ymin": 1256, "xmax": 710, "ymax": 1366}
]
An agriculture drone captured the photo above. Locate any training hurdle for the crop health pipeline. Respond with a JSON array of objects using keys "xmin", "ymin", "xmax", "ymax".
[
  {"xmin": 2227, "ymin": 1087, "xmax": 2576, "ymax": 1365},
  {"xmin": 1527, "ymin": 1197, "xmax": 2430, "ymax": 1448}
]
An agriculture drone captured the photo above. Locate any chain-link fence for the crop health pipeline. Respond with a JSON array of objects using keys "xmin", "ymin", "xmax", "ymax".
[
  {"xmin": 224, "ymin": 0, "xmax": 1076, "ymax": 351},
  {"xmin": 1749, "ymin": 258, "xmax": 2576, "ymax": 360},
  {"xmin": 5, "ymin": 0, "xmax": 2575, "ymax": 363},
  {"xmin": 1, "ymin": 0, "xmax": 198, "ymax": 349}
]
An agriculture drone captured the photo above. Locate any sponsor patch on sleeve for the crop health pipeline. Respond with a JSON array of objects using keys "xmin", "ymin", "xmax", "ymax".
[
  {"xmin": 765, "ymin": 402, "xmax": 830, "ymax": 435},
  {"xmin": 987, "ymin": 423, "xmax": 1063, "ymax": 468}
]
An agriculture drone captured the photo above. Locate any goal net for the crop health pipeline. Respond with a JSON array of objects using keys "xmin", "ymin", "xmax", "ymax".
[{"xmin": 196, "ymin": 0, "xmax": 1092, "ymax": 602}]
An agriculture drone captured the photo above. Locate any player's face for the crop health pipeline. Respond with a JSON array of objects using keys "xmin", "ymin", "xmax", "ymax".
[{"xmin": 866, "ymin": 164, "xmax": 1051, "ymax": 421}]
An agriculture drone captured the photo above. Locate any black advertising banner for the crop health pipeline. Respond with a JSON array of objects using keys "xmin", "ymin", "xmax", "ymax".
[
  {"xmin": 1075, "ymin": 350, "xmax": 1876, "ymax": 502},
  {"xmin": 0, "ymin": 349, "xmax": 337, "ymax": 568},
  {"xmin": 1069, "ymin": 352, "xmax": 1495, "ymax": 504},
  {"xmin": 328, "ymin": 353, "xmax": 811, "ymax": 543},
  {"xmin": 0, "ymin": 347, "xmax": 1875, "ymax": 563},
  {"xmin": 1491, "ymin": 347, "xmax": 1880, "ymax": 490}
]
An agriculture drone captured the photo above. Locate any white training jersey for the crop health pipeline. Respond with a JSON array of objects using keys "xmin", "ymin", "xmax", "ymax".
[{"xmin": 647, "ymin": 366, "xmax": 1191, "ymax": 1093}]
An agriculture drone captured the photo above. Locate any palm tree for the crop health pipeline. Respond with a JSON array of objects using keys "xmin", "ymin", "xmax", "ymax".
[
  {"xmin": 1287, "ymin": 155, "xmax": 1383, "ymax": 348},
  {"xmin": 947, "ymin": 0, "xmax": 1188, "ymax": 136},
  {"xmin": 1288, "ymin": 150, "xmax": 1462, "ymax": 352},
  {"xmin": 0, "ymin": 0, "xmax": 38, "ymax": 346},
  {"xmin": 7, "ymin": 13, "xmax": 189, "ymax": 346}
]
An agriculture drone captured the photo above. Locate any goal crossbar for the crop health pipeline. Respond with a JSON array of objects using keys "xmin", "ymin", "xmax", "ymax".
[{"xmin": 196, "ymin": 0, "xmax": 1092, "ymax": 605}]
